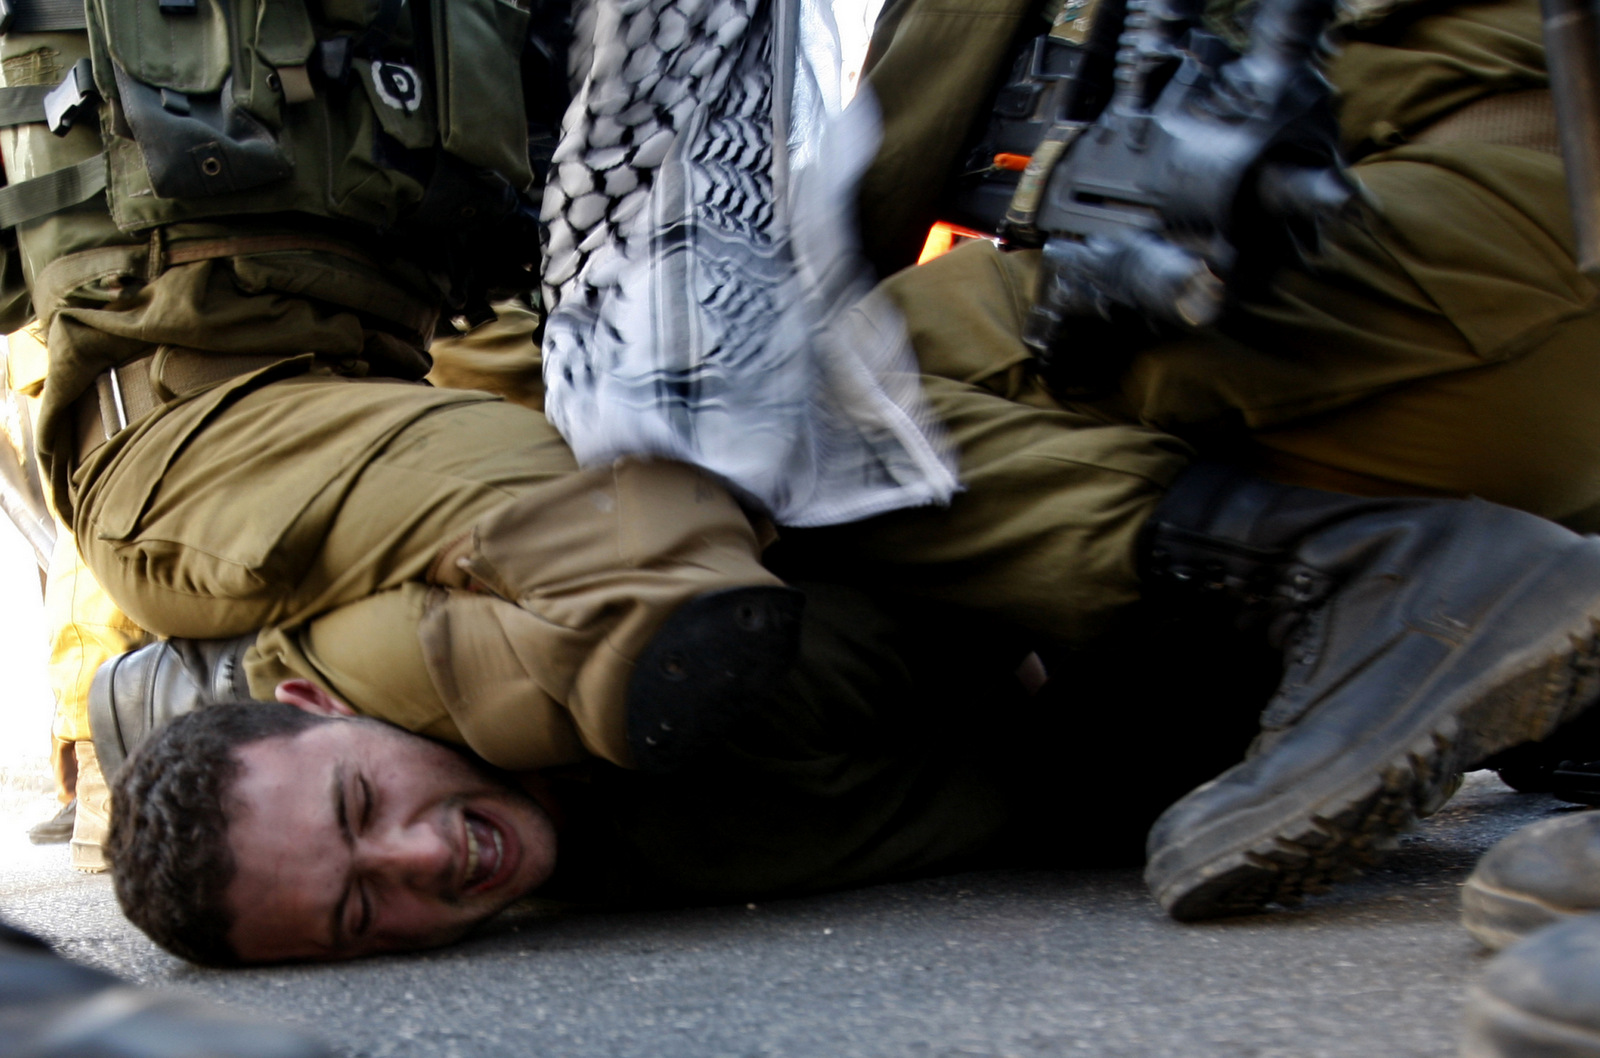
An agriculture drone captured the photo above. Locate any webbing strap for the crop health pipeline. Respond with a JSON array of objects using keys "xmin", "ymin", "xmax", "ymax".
[
  {"xmin": 8, "ymin": 0, "xmax": 89, "ymax": 33},
  {"xmin": 0, "ymin": 84, "xmax": 50, "ymax": 127},
  {"xmin": 0, "ymin": 152, "xmax": 105, "ymax": 229}
]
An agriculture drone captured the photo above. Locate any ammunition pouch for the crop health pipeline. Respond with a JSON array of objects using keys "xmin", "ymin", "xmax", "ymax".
[
  {"xmin": 109, "ymin": 64, "xmax": 291, "ymax": 201},
  {"xmin": 0, "ymin": 0, "xmax": 561, "ymax": 317}
]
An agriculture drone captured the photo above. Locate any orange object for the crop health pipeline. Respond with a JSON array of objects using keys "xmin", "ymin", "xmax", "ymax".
[
  {"xmin": 917, "ymin": 221, "xmax": 995, "ymax": 264},
  {"xmin": 993, "ymin": 152, "xmax": 1032, "ymax": 172}
]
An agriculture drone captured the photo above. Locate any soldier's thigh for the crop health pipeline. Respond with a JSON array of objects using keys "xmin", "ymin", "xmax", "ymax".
[
  {"xmin": 1251, "ymin": 309, "xmax": 1600, "ymax": 529},
  {"xmin": 1112, "ymin": 147, "xmax": 1597, "ymax": 516}
]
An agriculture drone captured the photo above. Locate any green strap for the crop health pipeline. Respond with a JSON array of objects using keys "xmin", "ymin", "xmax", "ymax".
[
  {"xmin": 0, "ymin": 153, "xmax": 106, "ymax": 229},
  {"xmin": 9, "ymin": 0, "xmax": 89, "ymax": 32},
  {"xmin": 0, "ymin": 85, "xmax": 51, "ymax": 127}
]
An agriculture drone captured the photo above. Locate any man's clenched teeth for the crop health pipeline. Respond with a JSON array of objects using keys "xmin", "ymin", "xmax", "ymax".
[{"xmin": 463, "ymin": 813, "xmax": 503, "ymax": 891}]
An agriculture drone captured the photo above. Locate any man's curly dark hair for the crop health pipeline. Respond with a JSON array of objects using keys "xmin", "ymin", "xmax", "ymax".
[{"xmin": 106, "ymin": 701, "xmax": 326, "ymax": 967}]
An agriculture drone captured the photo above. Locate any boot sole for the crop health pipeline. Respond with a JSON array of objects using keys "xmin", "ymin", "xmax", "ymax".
[
  {"xmin": 1146, "ymin": 542, "xmax": 1600, "ymax": 921},
  {"xmin": 1463, "ymin": 982, "xmax": 1600, "ymax": 1058},
  {"xmin": 1462, "ymin": 875, "xmax": 1588, "ymax": 951}
]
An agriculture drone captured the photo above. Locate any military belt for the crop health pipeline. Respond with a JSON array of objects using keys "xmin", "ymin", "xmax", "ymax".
[{"xmin": 72, "ymin": 349, "xmax": 293, "ymax": 466}]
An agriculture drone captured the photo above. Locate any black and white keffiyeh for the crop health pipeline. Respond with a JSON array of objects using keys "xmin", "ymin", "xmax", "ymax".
[{"xmin": 539, "ymin": 0, "xmax": 959, "ymax": 526}]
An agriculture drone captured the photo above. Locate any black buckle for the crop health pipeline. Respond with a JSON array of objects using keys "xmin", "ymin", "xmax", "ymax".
[{"xmin": 43, "ymin": 58, "xmax": 96, "ymax": 136}]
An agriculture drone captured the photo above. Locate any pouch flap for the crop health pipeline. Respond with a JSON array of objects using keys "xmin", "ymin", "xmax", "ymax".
[
  {"xmin": 433, "ymin": 0, "xmax": 533, "ymax": 186},
  {"xmin": 254, "ymin": 0, "xmax": 318, "ymax": 68},
  {"xmin": 92, "ymin": 0, "xmax": 231, "ymax": 94},
  {"xmin": 112, "ymin": 62, "xmax": 293, "ymax": 198}
]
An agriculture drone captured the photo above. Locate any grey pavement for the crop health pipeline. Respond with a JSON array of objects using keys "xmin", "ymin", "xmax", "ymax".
[{"xmin": 2, "ymin": 769, "xmax": 1587, "ymax": 1058}]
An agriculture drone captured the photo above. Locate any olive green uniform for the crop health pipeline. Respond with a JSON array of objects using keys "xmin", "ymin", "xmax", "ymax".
[{"xmin": 13, "ymin": 0, "xmax": 1599, "ymax": 807}]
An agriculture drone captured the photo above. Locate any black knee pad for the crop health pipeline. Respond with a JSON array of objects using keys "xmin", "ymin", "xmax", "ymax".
[{"xmin": 625, "ymin": 586, "xmax": 805, "ymax": 773}]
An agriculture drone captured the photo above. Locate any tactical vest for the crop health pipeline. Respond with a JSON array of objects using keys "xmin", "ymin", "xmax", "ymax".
[
  {"xmin": 0, "ymin": 0, "xmax": 548, "ymax": 335},
  {"xmin": 0, "ymin": 0, "xmax": 575, "ymax": 523}
]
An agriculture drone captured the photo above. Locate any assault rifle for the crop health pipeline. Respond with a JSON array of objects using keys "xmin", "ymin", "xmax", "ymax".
[{"xmin": 943, "ymin": 0, "xmax": 1360, "ymax": 387}]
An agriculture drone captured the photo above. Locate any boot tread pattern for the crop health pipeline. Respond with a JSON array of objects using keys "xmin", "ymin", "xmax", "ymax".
[{"xmin": 1161, "ymin": 617, "xmax": 1600, "ymax": 920}]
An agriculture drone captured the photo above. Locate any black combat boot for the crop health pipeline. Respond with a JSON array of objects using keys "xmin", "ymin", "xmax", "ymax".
[
  {"xmin": 88, "ymin": 634, "xmax": 255, "ymax": 779},
  {"xmin": 0, "ymin": 919, "xmax": 330, "ymax": 1056},
  {"xmin": 1462, "ymin": 912, "xmax": 1600, "ymax": 1058},
  {"xmin": 1140, "ymin": 464, "xmax": 1600, "ymax": 920},
  {"xmin": 1462, "ymin": 812, "xmax": 1600, "ymax": 951}
]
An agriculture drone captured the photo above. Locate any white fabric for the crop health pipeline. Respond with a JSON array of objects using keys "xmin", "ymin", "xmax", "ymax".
[{"xmin": 539, "ymin": 0, "xmax": 959, "ymax": 526}]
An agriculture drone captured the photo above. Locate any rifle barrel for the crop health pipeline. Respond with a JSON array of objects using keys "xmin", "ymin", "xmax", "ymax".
[{"xmin": 1544, "ymin": 0, "xmax": 1600, "ymax": 274}]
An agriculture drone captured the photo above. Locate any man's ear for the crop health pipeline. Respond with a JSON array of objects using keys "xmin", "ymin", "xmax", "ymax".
[{"xmin": 274, "ymin": 679, "xmax": 357, "ymax": 717}]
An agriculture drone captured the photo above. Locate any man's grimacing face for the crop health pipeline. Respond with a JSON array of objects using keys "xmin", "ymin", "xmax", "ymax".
[{"xmin": 222, "ymin": 695, "xmax": 557, "ymax": 963}]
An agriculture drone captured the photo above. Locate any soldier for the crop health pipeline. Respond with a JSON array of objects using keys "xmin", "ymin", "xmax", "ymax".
[
  {"xmin": 0, "ymin": 0, "xmax": 806, "ymax": 786},
  {"xmin": 74, "ymin": 0, "xmax": 1600, "ymax": 944},
  {"xmin": 855, "ymin": 0, "xmax": 1600, "ymax": 526},
  {"xmin": 817, "ymin": 0, "xmax": 1600, "ymax": 920}
]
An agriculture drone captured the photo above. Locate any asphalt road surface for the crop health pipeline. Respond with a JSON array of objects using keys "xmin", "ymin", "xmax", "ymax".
[{"xmin": 1, "ymin": 770, "xmax": 1583, "ymax": 1058}]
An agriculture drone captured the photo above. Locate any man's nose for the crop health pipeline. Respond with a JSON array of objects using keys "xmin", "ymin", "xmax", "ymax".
[{"xmin": 358, "ymin": 823, "xmax": 453, "ymax": 890}]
